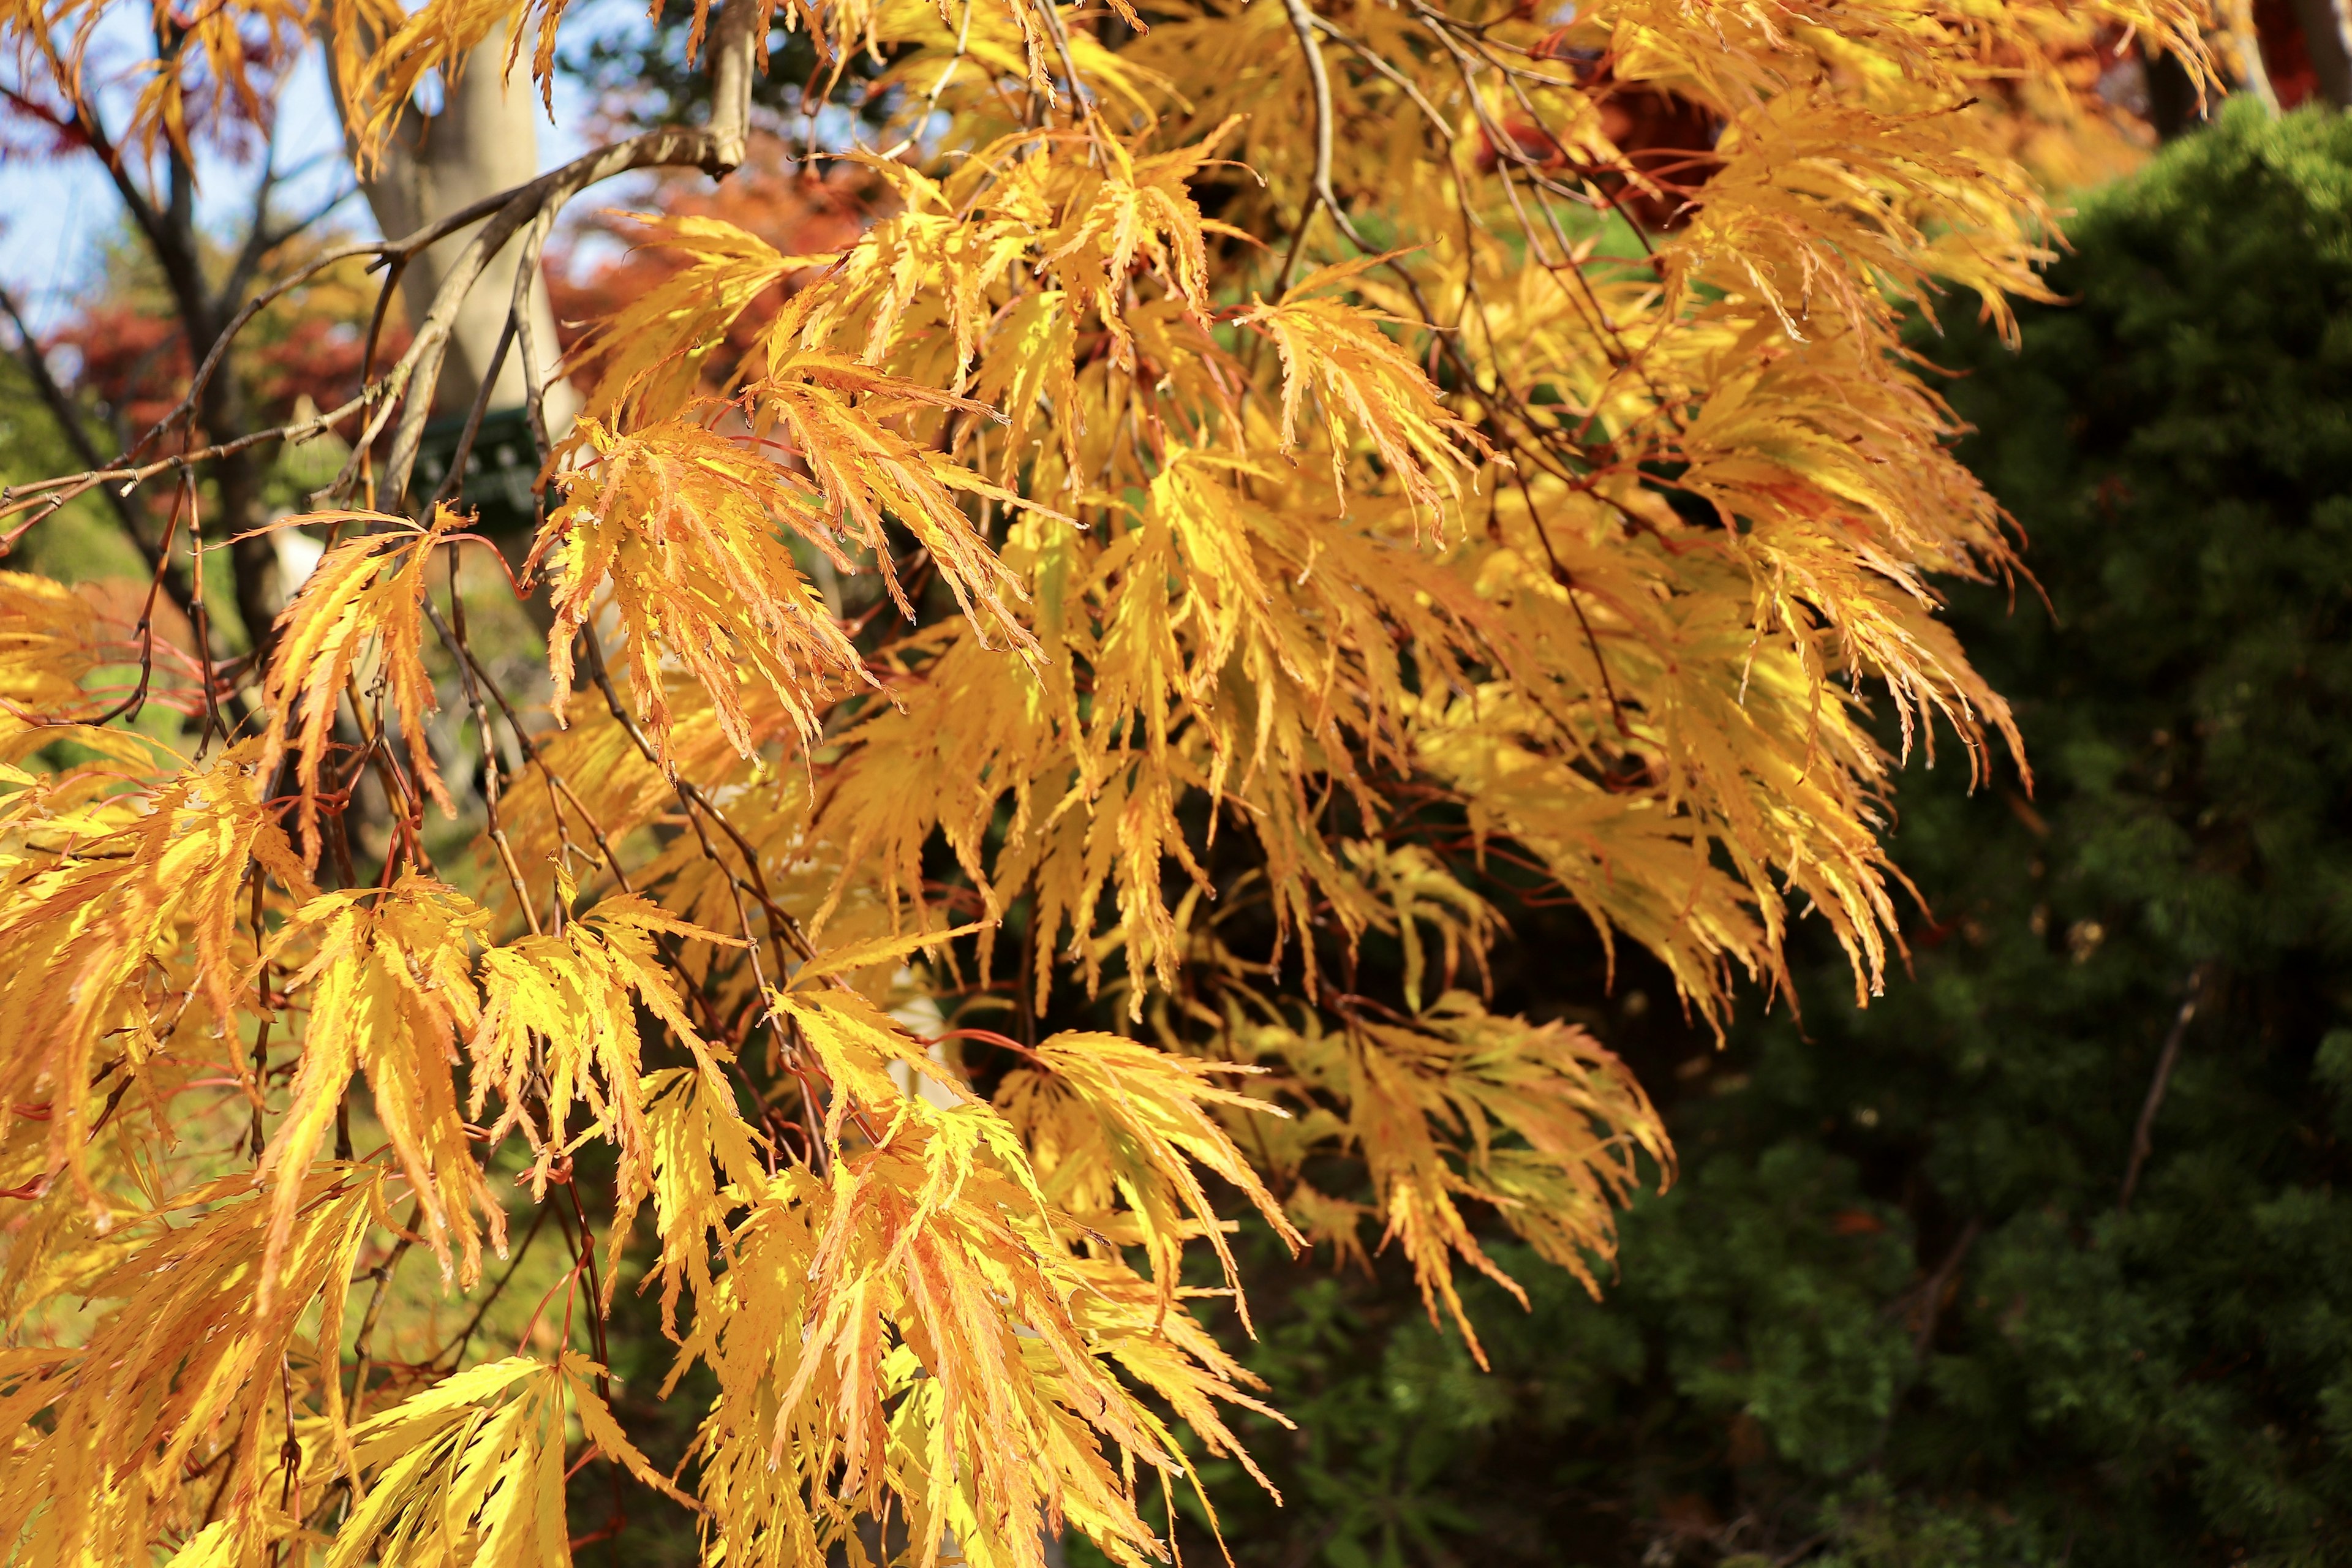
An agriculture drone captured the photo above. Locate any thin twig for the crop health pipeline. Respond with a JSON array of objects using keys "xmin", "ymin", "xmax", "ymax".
[
  {"xmin": 2119, "ymin": 964, "xmax": 2213, "ymax": 1212},
  {"xmin": 1273, "ymin": 0, "xmax": 1368, "ymax": 296},
  {"xmin": 430, "ymin": 312, "xmax": 521, "ymax": 513},
  {"xmin": 442, "ymin": 548, "xmax": 541, "ymax": 932},
  {"xmin": 0, "ymin": 281, "xmax": 205, "ymax": 629},
  {"xmin": 345, "ymin": 1199, "xmax": 426, "ymax": 1424}
]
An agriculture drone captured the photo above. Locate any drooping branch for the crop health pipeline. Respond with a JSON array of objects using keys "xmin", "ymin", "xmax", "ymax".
[{"xmin": 1274, "ymin": 0, "xmax": 1368, "ymax": 293}]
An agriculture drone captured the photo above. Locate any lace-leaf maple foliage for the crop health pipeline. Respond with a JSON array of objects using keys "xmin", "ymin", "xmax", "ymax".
[{"xmin": 0, "ymin": 0, "xmax": 2202, "ymax": 1562}]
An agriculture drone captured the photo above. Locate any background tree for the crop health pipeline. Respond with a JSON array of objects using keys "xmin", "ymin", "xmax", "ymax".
[
  {"xmin": 0, "ymin": 15, "xmax": 372, "ymax": 651},
  {"xmin": 0, "ymin": 1, "xmax": 2212, "ymax": 1566}
]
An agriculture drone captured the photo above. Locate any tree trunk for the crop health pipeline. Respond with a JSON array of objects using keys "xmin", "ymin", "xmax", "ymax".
[
  {"xmin": 2286, "ymin": 0, "xmax": 2352, "ymax": 105},
  {"xmin": 337, "ymin": 28, "xmax": 578, "ymax": 432}
]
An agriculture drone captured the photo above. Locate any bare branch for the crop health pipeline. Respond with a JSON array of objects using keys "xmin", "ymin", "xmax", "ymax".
[
  {"xmin": 431, "ymin": 311, "xmax": 519, "ymax": 511},
  {"xmin": 0, "ymin": 388, "xmax": 378, "ymax": 526},
  {"xmin": 2119, "ymin": 964, "xmax": 2214, "ymax": 1212},
  {"xmin": 0, "ymin": 281, "xmax": 201, "ymax": 623},
  {"xmin": 1274, "ymin": 0, "xmax": 1368, "ymax": 295},
  {"xmin": 216, "ymin": 132, "xmax": 286, "ymax": 325},
  {"xmin": 12, "ymin": 121, "xmax": 749, "ymax": 533},
  {"xmin": 1310, "ymin": 17, "xmax": 1456, "ymax": 140},
  {"xmin": 507, "ymin": 204, "xmax": 564, "ymax": 471},
  {"xmin": 127, "ymin": 240, "xmax": 392, "ymax": 471}
]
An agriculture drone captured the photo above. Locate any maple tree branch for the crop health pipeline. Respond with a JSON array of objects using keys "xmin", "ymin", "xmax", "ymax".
[
  {"xmin": 180, "ymin": 473, "xmax": 244, "ymax": 748},
  {"xmin": 216, "ymin": 133, "xmax": 285, "ymax": 326},
  {"xmin": 62, "ymin": 96, "xmax": 189, "ymax": 333},
  {"xmin": 1410, "ymin": 12, "xmax": 1731, "ymax": 447},
  {"xmin": 68, "ymin": 54, "xmax": 284, "ymax": 654},
  {"xmin": 13, "ymin": 125, "xmax": 752, "ymax": 532},
  {"xmin": 1512, "ymin": 469, "xmax": 1632, "ymax": 737},
  {"xmin": 1495, "ymin": 67, "xmax": 1666, "ymax": 254},
  {"xmin": 887, "ymin": 0, "xmax": 976, "ymax": 154},
  {"xmin": 426, "ymin": 589, "xmax": 780, "ymax": 1071},
  {"xmin": 1224, "ymin": 21, "xmax": 1610, "ymax": 493},
  {"xmin": 57, "ymin": 492, "xmax": 186, "ymax": 734},
  {"xmin": 430, "ymin": 311, "xmax": 520, "ymax": 513},
  {"xmin": 0, "ymin": 390, "xmax": 375, "ymax": 524},
  {"xmin": 573, "ymin": 625, "xmax": 875, "ymax": 1156},
  {"xmin": 422, "ymin": 615, "xmax": 778, "ymax": 1113},
  {"xmin": 1906, "ymin": 1217, "xmax": 1981, "ymax": 1359},
  {"xmin": 344, "ymin": 1199, "xmax": 426, "ymax": 1425},
  {"xmin": 433, "ymin": 1199, "xmax": 554, "ymax": 1373},
  {"xmin": 507, "ymin": 204, "xmax": 564, "ymax": 474},
  {"xmin": 20, "ymin": 78, "xmax": 764, "ymax": 536},
  {"xmin": 440, "ymin": 549, "xmax": 541, "ymax": 935},
  {"xmin": 575, "ymin": 625, "xmax": 820, "ymax": 967},
  {"xmin": 1308, "ymin": 17, "xmax": 1455, "ymax": 140},
  {"xmin": 1273, "ymin": 0, "xmax": 1367, "ymax": 295},
  {"xmin": 423, "ymin": 600, "xmax": 631, "ymax": 894},
  {"xmin": 2119, "ymin": 963, "xmax": 2214, "ymax": 1212},
  {"xmin": 1430, "ymin": 121, "xmax": 1635, "ymax": 469},
  {"xmin": 1035, "ymin": 0, "xmax": 1095, "ymax": 119},
  {"xmin": 127, "ymin": 241, "xmax": 391, "ymax": 472},
  {"xmin": 370, "ymin": 120, "xmax": 750, "ymax": 277}
]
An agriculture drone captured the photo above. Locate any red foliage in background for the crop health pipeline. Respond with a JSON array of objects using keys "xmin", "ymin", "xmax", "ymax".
[
  {"xmin": 44, "ymin": 303, "xmax": 186, "ymax": 440},
  {"xmin": 2255, "ymin": 0, "xmax": 2320, "ymax": 107},
  {"xmin": 41, "ymin": 280, "xmax": 406, "ymax": 453}
]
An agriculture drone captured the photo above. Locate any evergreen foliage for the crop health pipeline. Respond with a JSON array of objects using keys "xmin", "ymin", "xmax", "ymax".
[{"xmin": 1175, "ymin": 101, "xmax": 2352, "ymax": 1568}]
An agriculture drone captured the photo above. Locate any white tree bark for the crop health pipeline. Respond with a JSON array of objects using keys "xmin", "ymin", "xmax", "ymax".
[{"xmin": 336, "ymin": 27, "xmax": 579, "ymax": 432}]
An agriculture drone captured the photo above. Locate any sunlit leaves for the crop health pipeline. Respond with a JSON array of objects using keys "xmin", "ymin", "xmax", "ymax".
[
  {"xmin": 1032, "ymin": 119, "xmax": 1241, "ymax": 366},
  {"xmin": 326, "ymin": 1352, "xmax": 686, "ymax": 1568},
  {"xmin": 563, "ymin": 213, "xmax": 824, "ymax": 424},
  {"xmin": 0, "ymin": 573, "xmax": 107, "ymax": 736},
  {"xmin": 259, "ymin": 510, "xmax": 457, "ymax": 864},
  {"xmin": 541, "ymin": 363, "xmax": 1041, "ymax": 766},
  {"xmin": 0, "ymin": 743, "xmax": 311, "ymax": 1202},
  {"xmin": 475, "ymin": 894, "xmax": 729, "ymax": 1213},
  {"xmin": 994, "ymin": 1031, "xmax": 1301, "ymax": 1316},
  {"xmin": 744, "ymin": 355, "xmax": 1041, "ymax": 643},
  {"xmin": 1239, "ymin": 995, "xmax": 1668, "ymax": 1362},
  {"xmin": 0, "ymin": 0, "xmax": 2195, "ymax": 1556},
  {"xmin": 540, "ymin": 413, "xmax": 870, "ymax": 761},
  {"xmin": 258, "ymin": 875, "xmax": 499, "ymax": 1296},
  {"xmin": 0, "ymin": 1170, "xmax": 377, "ymax": 1564},
  {"xmin": 1240, "ymin": 264, "xmax": 1493, "ymax": 527},
  {"xmin": 688, "ymin": 1000, "xmax": 1283, "ymax": 1568}
]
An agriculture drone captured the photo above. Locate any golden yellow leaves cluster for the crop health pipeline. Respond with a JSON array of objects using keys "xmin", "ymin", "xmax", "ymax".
[{"xmin": 0, "ymin": 0, "xmax": 2209, "ymax": 1561}]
